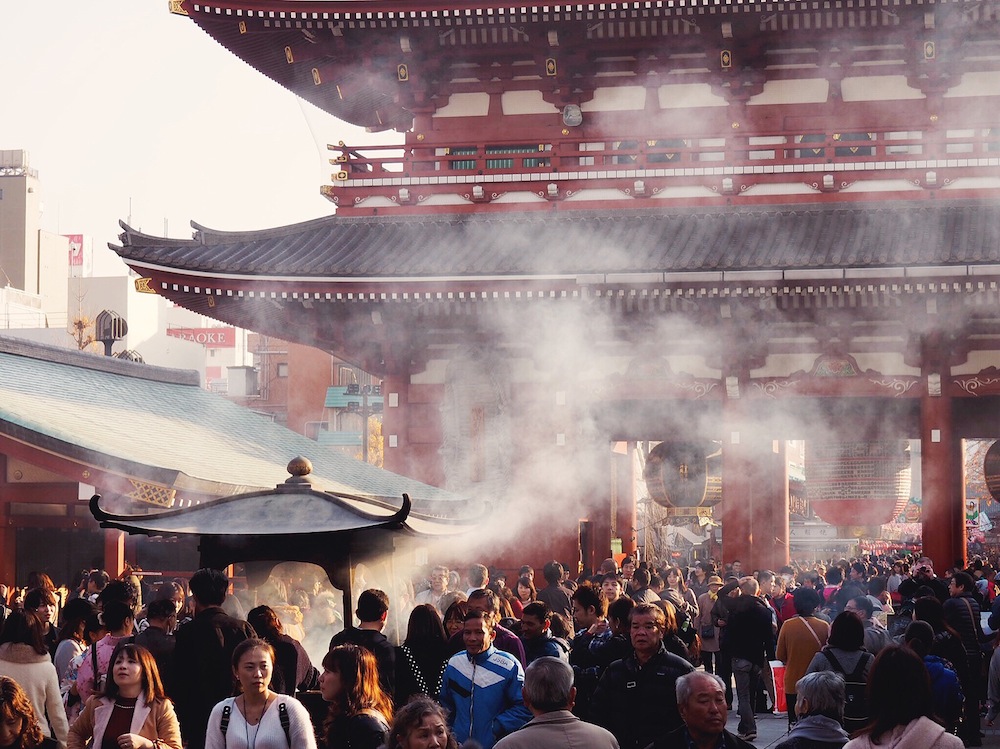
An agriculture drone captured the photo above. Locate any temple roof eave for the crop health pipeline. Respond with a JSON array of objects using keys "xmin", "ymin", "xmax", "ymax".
[
  {"xmin": 110, "ymin": 202, "xmax": 1000, "ymax": 289},
  {"xmin": 90, "ymin": 488, "xmax": 481, "ymax": 538}
]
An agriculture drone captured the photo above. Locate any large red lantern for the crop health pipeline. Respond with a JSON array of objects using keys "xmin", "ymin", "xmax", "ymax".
[
  {"xmin": 644, "ymin": 442, "xmax": 721, "ymax": 509},
  {"xmin": 986, "ymin": 440, "xmax": 1000, "ymax": 502},
  {"xmin": 806, "ymin": 441, "xmax": 911, "ymax": 526}
]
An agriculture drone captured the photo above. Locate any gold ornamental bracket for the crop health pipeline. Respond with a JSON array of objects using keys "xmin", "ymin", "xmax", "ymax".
[
  {"xmin": 134, "ymin": 278, "xmax": 156, "ymax": 294},
  {"xmin": 127, "ymin": 479, "xmax": 177, "ymax": 508}
]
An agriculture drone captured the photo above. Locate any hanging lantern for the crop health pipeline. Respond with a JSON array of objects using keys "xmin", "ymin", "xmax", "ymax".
[
  {"xmin": 986, "ymin": 439, "xmax": 1000, "ymax": 502},
  {"xmin": 806, "ymin": 441, "xmax": 911, "ymax": 526},
  {"xmin": 644, "ymin": 442, "xmax": 717, "ymax": 509}
]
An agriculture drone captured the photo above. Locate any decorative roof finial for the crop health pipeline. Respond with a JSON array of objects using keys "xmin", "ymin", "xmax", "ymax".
[{"xmin": 285, "ymin": 456, "xmax": 313, "ymax": 485}]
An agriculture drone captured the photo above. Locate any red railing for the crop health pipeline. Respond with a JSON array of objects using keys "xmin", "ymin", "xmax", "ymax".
[{"xmin": 329, "ymin": 128, "xmax": 1000, "ymax": 181}]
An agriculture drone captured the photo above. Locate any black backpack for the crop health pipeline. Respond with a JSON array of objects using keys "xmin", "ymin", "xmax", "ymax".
[
  {"xmin": 823, "ymin": 649, "xmax": 872, "ymax": 733},
  {"xmin": 220, "ymin": 700, "xmax": 291, "ymax": 746}
]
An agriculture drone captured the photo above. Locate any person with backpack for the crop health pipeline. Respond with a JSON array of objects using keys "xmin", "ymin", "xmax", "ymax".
[
  {"xmin": 205, "ymin": 639, "xmax": 316, "ymax": 749},
  {"xmin": 843, "ymin": 646, "xmax": 963, "ymax": 749},
  {"xmin": 805, "ymin": 612, "xmax": 874, "ymax": 736},
  {"xmin": 170, "ymin": 569, "xmax": 255, "ymax": 749},
  {"xmin": 903, "ymin": 621, "xmax": 964, "ymax": 734}
]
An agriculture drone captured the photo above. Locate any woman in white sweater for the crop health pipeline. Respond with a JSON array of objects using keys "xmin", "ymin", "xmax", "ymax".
[
  {"xmin": 0, "ymin": 610, "xmax": 69, "ymax": 749},
  {"xmin": 205, "ymin": 639, "xmax": 316, "ymax": 749}
]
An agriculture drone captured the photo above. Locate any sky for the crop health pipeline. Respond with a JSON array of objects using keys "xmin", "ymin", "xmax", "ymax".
[{"xmin": 2, "ymin": 1, "xmax": 391, "ymax": 275}]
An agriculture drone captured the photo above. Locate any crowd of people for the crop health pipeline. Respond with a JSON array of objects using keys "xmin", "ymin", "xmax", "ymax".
[{"xmin": 0, "ymin": 553, "xmax": 998, "ymax": 749}]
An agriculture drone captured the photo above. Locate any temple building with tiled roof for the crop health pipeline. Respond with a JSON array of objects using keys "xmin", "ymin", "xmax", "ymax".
[
  {"xmin": 0, "ymin": 335, "xmax": 479, "ymax": 580},
  {"xmin": 107, "ymin": 0, "xmax": 1000, "ymax": 571}
]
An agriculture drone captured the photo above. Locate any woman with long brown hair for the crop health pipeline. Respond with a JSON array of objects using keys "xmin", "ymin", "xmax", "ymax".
[
  {"xmin": 663, "ymin": 567, "xmax": 699, "ymax": 617},
  {"xmin": 68, "ymin": 644, "xmax": 180, "ymax": 749},
  {"xmin": 0, "ymin": 676, "xmax": 56, "ymax": 749},
  {"xmin": 319, "ymin": 644, "xmax": 392, "ymax": 749}
]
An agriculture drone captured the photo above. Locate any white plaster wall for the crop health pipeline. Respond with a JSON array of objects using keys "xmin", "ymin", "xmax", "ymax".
[
  {"xmin": 501, "ymin": 90, "xmax": 558, "ymax": 115},
  {"xmin": 657, "ymin": 83, "xmax": 727, "ymax": 109},
  {"xmin": 433, "ymin": 93, "xmax": 491, "ymax": 117},
  {"xmin": 583, "ymin": 86, "xmax": 646, "ymax": 111},
  {"xmin": 945, "ymin": 72, "xmax": 1000, "ymax": 98},
  {"xmin": 841, "ymin": 75, "xmax": 922, "ymax": 101},
  {"xmin": 953, "ymin": 350, "xmax": 1000, "ymax": 377},
  {"xmin": 750, "ymin": 79, "xmax": 829, "ymax": 106},
  {"xmin": 411, "ymin": 358, "xmax": 450, "ymax": 385}
]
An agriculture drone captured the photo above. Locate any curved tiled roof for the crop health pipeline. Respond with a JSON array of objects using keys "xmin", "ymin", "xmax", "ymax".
[
  {"xmin": 0, "ymin": 335, "xmax": 478, "ymax": 521},
  {"xmin": 112, "ymin": 202, "xmax": 1000, "ymax": 280}
]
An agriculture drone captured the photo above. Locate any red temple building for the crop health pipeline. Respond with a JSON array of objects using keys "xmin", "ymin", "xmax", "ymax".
[{"xmin": 111, "ymin": 0, "xmax": 1000, "ymax": 573}]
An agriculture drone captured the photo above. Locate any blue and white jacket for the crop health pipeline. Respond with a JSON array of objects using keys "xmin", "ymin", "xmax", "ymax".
[{"xmin": 439, "ymin": 645, "xmax": 530, "ymax": 749}]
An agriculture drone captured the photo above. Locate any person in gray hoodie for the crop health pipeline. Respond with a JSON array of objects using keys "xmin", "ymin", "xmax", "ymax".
[{"xmin": 775, "ymin": 671, "xmax": 850, "ymax": 749}]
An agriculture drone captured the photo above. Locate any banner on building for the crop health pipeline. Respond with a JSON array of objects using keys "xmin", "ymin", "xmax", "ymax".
[
  {"xmin": 166, "ymin": 327, "xmax": 237, "ymax": 347},
  {"xmin": 65, "ymin": 234, "xmax": 84, "ymax": 276}
]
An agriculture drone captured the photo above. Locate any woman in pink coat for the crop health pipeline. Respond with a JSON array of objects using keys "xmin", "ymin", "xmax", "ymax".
[
  {"xmin": 844, "ymin": 646, "xmax": 963, "ymax": 749},
  {"xmin": 68, "ymin": 644, "xmax": 181, "ymax": 749}
]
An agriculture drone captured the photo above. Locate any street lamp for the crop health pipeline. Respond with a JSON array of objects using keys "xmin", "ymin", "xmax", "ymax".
[{"xmin": 346, "ymin": 383, "xmax": 383, "ymax": 464}]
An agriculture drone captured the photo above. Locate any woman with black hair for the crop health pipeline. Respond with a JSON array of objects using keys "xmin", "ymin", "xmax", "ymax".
[
  {"xmin": 75, "ymin": 600, "xmax": 135, "ymax": 704},
  {"xmin": 844, "ymin": 646, "xmax": 962, "ymax": 748},
  {"xmin": 205, "ymin": 639, "xmax": 316, "ymax": 749},
  {"xmin": 22, "ymin": 590, "xmax": 59, "ymax": 658},
  {"xmin": 393, "ymin": 604, "xmax": 449, "ymax": 708},
  {"xmin": 805, "ymin": 612, "xmax": 874, "ymax": 735},
  {"xmin": 776, "ymin": 586, "xmax": 831, "ymax": 729},
  {"xmin": 246, "ymin": 606, "xmax": 319, "ymax": 696},
  {"xmin": 53, "ymin": 599, "xmax": 96, "ymax": 684},
  {"xmin": 913, "ymin": 595, "xmax": 973, "ymax": 718}
]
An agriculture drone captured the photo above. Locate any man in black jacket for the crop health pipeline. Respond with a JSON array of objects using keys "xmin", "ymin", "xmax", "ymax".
[
  {"xmin": 536, "ymin": 560, "xmax": 574, "ymax": 621},
  {"xmin": 170, "ymin": 568, "xmax": 256, "ymax": 749},
  {"xmin": 591, "ymin": 602, "xmax": 694, "ymax": 749},
  {"xmin": 651, "ymin": 672, "xmax": 756, "ymax": 749},
  {"xmin": 727, "ymin": 577, "xmax": 776, "ymax": 742},
  {"xmin": 330, "ymin": 588, "xmax": 396, "ymax": 697}
]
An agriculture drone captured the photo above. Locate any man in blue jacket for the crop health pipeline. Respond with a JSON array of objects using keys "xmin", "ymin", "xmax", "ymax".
[{"xmin": 441, "ymin": 610, "xmax": 531, "ymax": 748}]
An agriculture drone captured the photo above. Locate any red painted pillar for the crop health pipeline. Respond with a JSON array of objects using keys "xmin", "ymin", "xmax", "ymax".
[
  {"xmin": 920, "ymin": 389, "xmax": 964, "ymax": 570},
  {"xmin": 755, "ymin": 440, "xmax": 791, "ymax": 572},
  {"xmin": 721, "ymin": 399, "xmax": 754, "ymax": 570},
  {"xmin": 103, "ymin": 529, "xmax": 126, "ymax": 578},
  {"xmin": 612, "ymin": 445, "xmax": 638, "ymax": 556}
]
